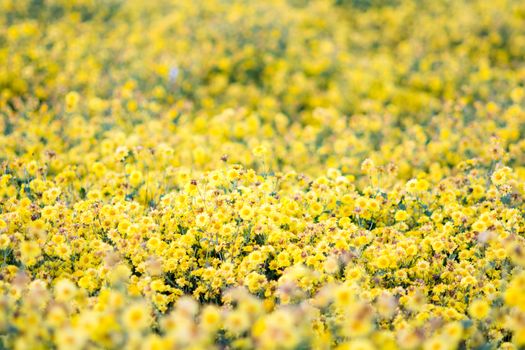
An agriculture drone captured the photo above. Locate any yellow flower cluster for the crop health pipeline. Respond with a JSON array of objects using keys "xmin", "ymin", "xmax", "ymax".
[{"xmin": 1, "ymin": 0, "xmax": 525, "ymax": 349}]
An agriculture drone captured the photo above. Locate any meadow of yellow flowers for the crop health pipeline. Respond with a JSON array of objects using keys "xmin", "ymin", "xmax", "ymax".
[{"xmin": 1, "ymin": 0, "xmax": 525, "ymax": 349}]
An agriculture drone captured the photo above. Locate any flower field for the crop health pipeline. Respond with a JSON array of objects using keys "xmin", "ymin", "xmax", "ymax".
[{"xmin": 1, "ymin": 0, "xmax": 525, "ymax": 349}]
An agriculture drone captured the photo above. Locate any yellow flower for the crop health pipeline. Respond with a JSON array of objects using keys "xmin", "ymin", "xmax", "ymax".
[
  {"xmin": 65, "ymin": 91, "xmax": 80, "ymax": 112},
  {"xmin": 469, "ymin": 299, "xmax": 490, "ymax": 320},
  {"xmin": 55, "ymin": 327, "xmax": 87, "ymax": 350},
  {"xmin": 20, "ymin": 241, "xmax": 42, "ymax": 266},
  {"xmin": 253, "ymin": 145, "xmax": 268, "ymax": 157},
  {"xmin": 195, "ymin": 213, "xmax": 209, "ymax": 228},
  {"xmin": 337, "ymin": 339, "xmax": 375, "ymax": 350},
  {"xmin": 423, "ymin": 336, "xmax": 448, "ymax": 350},
  {"xmin": 0, "ymin": 234, "xmax": 10, "ymax": 249},
  {"xmin": 361, "ymin": 158, "xmax": 376, "ymax": 174},
  {"xmin": 395, "ymin": 210, "xmax": 408, "ymax": 221},
  {"xmin": 239, "ymin": 205, "xmax": 254, "ymax": 221},
  {"xmin": 200, "ymin": 305, "xmax": 221, "ymax": 331},
  {"xmin": 375, "ymin": 255, "xmax": 390, "ymax": 269},
  {"xmin": 491, "ymin": 167, "xmax": 512, "ymax": 186},
  {"xmin": 54, "ymin": 279, "xmax": 77, "ymax": 302},
  {"xmin": 244, "ymin": 271, "xmax": 267, "ymax": 293},
  {"xmin": 323, "ymin": 256, "xmax": 339, "ymax": 274},
  {"xmin": 442, "ymin": 321, "xmax": 463, "ymax": 342},
  {"xmin": 224, "ymin": 310, "xmax": 250, "ymax": 335},
  {"xmin": 129, "ymin": 170, "xmax": 143, "ymax": 187},
  {"xmin": 334, "ymin": 285, "xmax": 355, "ymax": 307},
  {"xmin": 123, "ymin": 303, "xmax": 150, "ymax": 331}
]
